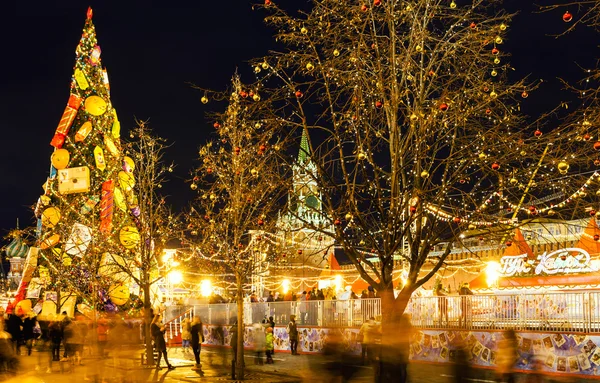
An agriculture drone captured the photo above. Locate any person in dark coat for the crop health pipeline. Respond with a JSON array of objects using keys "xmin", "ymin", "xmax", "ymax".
[
  {"xmin": 23, "ymin": 313, "xmax": 37, "ymax": 356},
  {"xmin": 190, "ymin": 316, "xmax": 204, "ymax": 371},
  {"xmin": 151, "ymin": 314, "xmax": 174, "ymax": 370},
  {"xmin": 6, "ymin": 311, "xmax": 23, "ymax": 355}
]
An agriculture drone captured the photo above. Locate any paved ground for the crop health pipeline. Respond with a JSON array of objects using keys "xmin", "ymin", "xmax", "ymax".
[{"xmin": 0, "ymin": 345, "xmax": 598, "ymax": 382}]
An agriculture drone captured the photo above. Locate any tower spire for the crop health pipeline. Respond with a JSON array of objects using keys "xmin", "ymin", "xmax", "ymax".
[{"xmin": 298, "ymin": 129, "xmax": 310, "ymax": 164}]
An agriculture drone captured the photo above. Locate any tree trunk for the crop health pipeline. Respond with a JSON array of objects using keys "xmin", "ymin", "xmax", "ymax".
[
  {"xmin": 143, "ymin": 281, "xmax": 154, "ymax": 367},
  {"xmin": 236, "ymin": 275, "xmax": 245, "ymax": 380},
  {"xmin": 376, "ymin": 286, "xmax": 412, "ymax": 382}
]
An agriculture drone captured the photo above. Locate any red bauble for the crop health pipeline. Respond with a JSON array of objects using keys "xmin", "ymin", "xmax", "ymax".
[
  {"xmin": 259, "ymin": 144, "xmax": 267, "ymax": 152},
  {"xmin": 361, "ymin": 4, "xmax": 368, "ymax": 11},
  {"xmin": 563, "ymin": 11, "xmax": 573, "ymax": 23},
  {"xmin": 410, "ymin": 206, "xmax": 417, "ymax": 214},
  {"xmin": 485, "ymin": 108, "xmax": 492, "ymax": 115},
  {"xmin": 491, "ymin": 47, "xmax": 499, "ymax": 55},
  {"xmin": 439, "ymin": 103, "xmax": 448, "ymax": 111},
  {"xmin": 491, "ymin": 162, "xmax": 500, "ymax": 170},
  {"xmin": 295, "ymin": 90, "xmax": 304, "ymax": 98},
  {"xmin": 234, "ymin": 146, "xmax": 241, "ymax": 154},
  {"xmin": 506, "ymin": 241, "xmax": 512, "ymax": 247},
  {"xmin": 265, "ymin": 0, "xmax": 272, "ymax": 5},
  {"xmin": 595, "ymin": 159, "xmax": 600, "ymax": 166},
  {"xmin": 375, "ymin": 101, "xmax": 383, "ymax": 109},
  {"xmin": 373, "ymin": 0, "xmax": 381, "ymax": 6},
  {"xmin": 206, "ymin": 167, "xmax": 213, "ymax": 174},
  {"xmin": 469, "ymin": 22, "xmax": 476, "ymax": 29},
  {"xmin": 591, "ymin": 210, "xmax": 597, "ymax": 216},
  {"xmin": 595, "ymin": 234, "xmax": 600, "ymax": 241},
  {"xmin": 297, "ymin": 249, "xmax": 303, "ymax": 255},
  {"xmin": 334, "ymin": 218, "xmax": 342, "ymax": 226},
  {"xmin": 258, "ymin": 219, "xmax": 265, "ymax": 226},
  {"xmin": 522, "ymin": 91, "xmax": 529, "ymax": 98},
  {"xmin": 529, "ymin": 205, "xmax": 536, "ymax": 213},
  {"xmin": 453, "ymin": 217, "xmax": 461, "ymax": 223},
  {"xmin": 204, "ymin": 215, "xmax": 210, "ymax": 221},
  {"xmin": 584, "ymin": 133, "xmax": 592, "ymax": 141},
  {"xmin": 240, "ymin": 91, "xmax": 248, "ymax": 98},
  {"xmin": 594, "ymin": 142, "xmax": 600, "ymax": 150},
  {"xmin": 238, "ymin": 243, "xmax": 243, "ymax": 249},
  {"xmin": 534, "ymin": 129, "xmax": 542, "ymax": 138},
  {"xmin": 214, "ymin": 122, "xmax": 221, "ymax": 129}
]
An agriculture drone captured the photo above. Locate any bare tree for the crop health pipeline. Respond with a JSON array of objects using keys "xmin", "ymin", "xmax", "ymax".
[
  {"xmin": 188, "ymin": 75, "xmax": 291, "ymax": 379},
  {"xmin": 250, "ymin": 0, "xmax": 594, "ymax": 337},
  {"xmin": 120, "ymin": 121, "xmax": 180, "ymax": 367}
]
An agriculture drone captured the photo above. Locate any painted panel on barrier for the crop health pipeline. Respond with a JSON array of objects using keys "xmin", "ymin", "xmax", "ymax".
[{"xmin": 414, "ymin": 330, "xmax": 600, "ymax": 376}]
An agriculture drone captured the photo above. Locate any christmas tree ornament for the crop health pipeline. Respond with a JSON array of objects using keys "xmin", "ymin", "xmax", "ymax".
[
  {"xmin": 201, "ymin": 96, "xmax": 209, "ymax": 104},
  {"xmin": 41, "ymin": 207, "xmax": 61, "ymax": 228},
  {"xmin": 584, "ymin": 133, "xmax": 592, "ymax": 141},
  {"xmin": 450, "ymin": 1, "xmax": 456, "ymax": 9},
  {"xmin": 470, "ymin": 22, "xmax": 477, "ymax": 29},
  {"xmin": 84, "ymin": 95, "xmax": 107, "ymax": 116},
  {"xmin": 74, "ymin": 68, "xmax": 89, "ymax": 90},
  {"xmin": 373, "ymin": 0, "xmax": 381, "ymax": 6},
  {"xmin": 51, "ymin": 105, "xmax": 79, "ymax": 148},
  {"xmin": 75, "ymin": 121, "xmax": 93, "ymax": 142},
  {"xmin": 361, "ymin": 4, "xmax": 368, "ymax": 12},
  {"xmin": 594, "ymin": 142, "xmax": 600, "ymax": 151},
  {"xmin": 521, "ymin": 91, "xmax": 528, "ymax": 98},
  {"xmin": 306, "ymin": 62, "xmax": 314, "ymax": 71},
  {"xmin": 499, "ymin": 23, "xmax": 507, "ymax": 30},
  {"xmin": 264, "ymin": 0, "xmax": 272, "ymax": 5},
  {"xmin": 90, "ymin": 45, "xmax": 101, "ymax": 65},
  {"xmin": 494, "ymin": 58, "xmax": 500, "ymax": 64},
  {"xmin": 65, "ymin": 222, "xmax": 93, "ymax": 257},
  {"xmin": 439, "ymin": 102, "xmax": 448, "ymax": 111},
  {"xmin": 40, "ymin": 234, "xmax": 60, "ymax": 250},
  {"xmin": 563, "ymin": 11, "xmax": 573, "ymax": 23},
  {"xmin": 57, "ymin": 166, "xmax": 91, "ymax": 194},
  {"xmin": 109, "ymin": 283, "xmax": 130, "ymax": 306},
  {"xmin": 534, "ymin": 129, "xmax": 542, "ymax": 138},
  {"xmin": 122, "ymin": 156, "xmax": 135, "ymax": 172},
  {"xmin": 119, "ymin": 226, "xmax": 140, "ymax": 249},
  {"xmin": 99, "ymin": 180, "xmax": 115, "ymax": 234},
  {"xmin": 334, "ymin": 218, "xmax": 342, "ymax": 225},
  {"xmin": 104, "ymin": 135, "xmax": 120, "ymax": 157},
  {"xmin": 295, "ymin": 90, "xmax": 304, "ymax": 98},
  {"xmin": 421, "ymin": 170, "xmax": 429, "ymax": 178},
  {"xmin": 253, "ymin": 93, "xmax": 261, "ymax": 101},
  {"xmin": 557, "ymin": 161, "xmax": 569, "ymax": 174},
  {"xmin": 80, "ymin": 195, "xmax": 100, "ymax": 215},
  {"xmin": 190, "ymin": 183, "xmax": 198, "ymax": 190},
  {"xmin": 495, "ymin": 37, "xmax": 503, "ymax": 44},
  {"xmin": 118, "ymin": 171, "xmax": 135, "ymax": 191},
  {"xmin": 491, "ymin": 162, "xmax": 500, "ymax": 170},
  {"xmin": 51, "ymin": 149, "xmax": 70, "ymax": 170},
  {"xmin": 111, "ymin": 110, "xmax": 121, "ymax": 138},
  {"xmin": 214, "ymin": 122, "xmax": 221, "ymax": 129},
  {"xmin": 491, "ymin": 48, "xmax": 499, "ymax": 55},
  {"xmin": 301, "ymin": 27, "xmax": 308, "ymax": 34},
  {"xmin": 333, "ymin": 49, "xmax": 340, "ymax": 57},
  {"xmin": 94, "ymin": 146, "xmax": 106, "ymax": 171},
  {"xmin": 491, "ymin": 70, "xmax": 497, "ymax": 77},
  {"xmin": 261, "ymin": 61, "xmax": 269, "ymax": 69},
  {"xmin": 375, "ymin": 100, "xmax": 383, "ymax": 109}
]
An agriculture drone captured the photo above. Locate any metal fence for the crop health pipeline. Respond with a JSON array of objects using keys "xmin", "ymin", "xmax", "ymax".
[{"xmin": 171, "ymin": 291, "xmax": 600, "ymax": 334}]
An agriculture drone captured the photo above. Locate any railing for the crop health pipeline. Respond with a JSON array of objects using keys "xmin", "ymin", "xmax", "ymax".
[
  {"xmin": 165, "ymin": 307, "xmax": 194, "ymax": 341},
  {"xmin": 184, "ymin": 291, "xmax": 600, "ymax": 333}
]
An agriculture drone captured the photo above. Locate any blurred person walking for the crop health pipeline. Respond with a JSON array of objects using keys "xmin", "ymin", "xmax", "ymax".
[
  {"xmin": 452, "ymin": 340, "xmax": 471, "ymax": 383},
  {"xmin": 496, "ymin": 329, "xmax": 518, "ymax": 383},
  {"xmin": 190, "ymin": 316, "xmax": 204, "ymax": 371},
  {"xmin": 265, "ymin": 327, "xmax": 274, "ymax": 364},
  {"xmin": 379, "ymin": 313, "xmax": 412, "ymax": 383},
  {"xmin": 286, "ymin": 315, "xmax": 298, "ymax": 355},
  {"xmin": 253, "ymin": 323, "xmax": 265, "ymax": 365},
  {"xmin": 459, "ymin": 283, "xmax": 473, "ymax": 328},
  {"xmin": 22, "ymin": 312, "xmax": 37, "ymax": 356},
  {"xmin": 6, "ymin": 309, "xmax": 23, "ymax": 356},
  {"xmin": 434, "ymin": 283, "xmax": 449, "ymax": 325},
  {"xmin": 181, "ymin": 317, "xmax": 191, "ymax": 353},
  {"xmin": 48, "ymin": 320, "xmax": 62, "ymax": 362},
  {"xmin": 151, "ymin": 314, "xmax": 175, "ymax": 370},
  {"xmin": 358, "ymin": 316, "xmax": 379, "ymax": 365}
]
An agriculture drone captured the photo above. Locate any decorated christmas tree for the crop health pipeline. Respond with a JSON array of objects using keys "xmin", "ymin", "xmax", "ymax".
[{"xmin": 12, "ymin": 8, "xmax": 140, "ymax": 317}]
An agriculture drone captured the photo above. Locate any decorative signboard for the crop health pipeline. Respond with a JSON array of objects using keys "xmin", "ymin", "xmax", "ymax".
[{"xmin": 499, "ymin": 248, "xmax": 599, "ymax": 277}]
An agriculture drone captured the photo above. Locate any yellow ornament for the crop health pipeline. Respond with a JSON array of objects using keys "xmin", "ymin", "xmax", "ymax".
[
  {"xmin": 112, "ymin": 114, "xmax": 121, "ymax": 139},
  {"xmin": 421, "ymin": 170, "xmax": 429, "ymax": 178},
  {"xmin": 494, "ymin": 58, "xmax": 500, "ymax": 65},
  {"xmin": 118, "ymin": 171, "xmax": 135, "ymax": 191},
  {"xmin": 114, "ymin": 187, "xmax": 126, "ymax": 212},
  {"xmin": 301, "ymin": 27, "xmax": 308, "ymax": 34},
  {"xmin": 62, "ymin": 253, "xmax": 72, "ymax": 267},
  {"xmin": 333, "ymin": 49, "xmax": 340, "ymax": 57},
  {"xmin": 40, "ymin": 233, "xmax": 60, "ymax": 250},
  {"xmin": 74, "ymin": 68, "xmax": 89, "ymax": 90},
  {"xmin": 41, "ymin": 207, "xmax": 61, "ymax": 228},
  {"xmin": 500, "ymin": 23, "xmax": 507, "ymax": 31},
  {"xmin": 93, "ymin": 146, "xmax": 106, "ymax": 171},
  {"xmin": 450, "ymin": 1, "xmax": 456, "ymax": 8},
  {"xmin": 495, "ymin": 36, "xmax": 503, "ymax": 44},
  {"xmin": 306, "ymin": 62, "xmax": 314, "ymax": 71},
  {"xmin": 109, "ymin": 283, "xmax": 130, "ymax": 306},
  {"xmin": 84, "ymin": 95, "xmax": 108, "ymax": 116},
  {"xmin": 104, "ymin": 135, "xmax": 120, "ymax": 157},
  {"xmin": 51, "ymin": 149, "xmax": 70, "ymax": 170},
  {"xmin": 39, "ymin": 195, "xmax": 51, "ymax": 206},
  {"xmin": 558, "ymin": 161, "xmax": 569, "ymax": 174},
  {"xmin": 261, "ymin": 61, "xmax": 269, "ymax": 69},
  {"xmin": 491, "ymin": 69, "xmax": 498, "ymax": 77},
  {"xmin": 253, "ymin": 94, "xmax": 261, "ymax": 101},
  {"xmin": 201, "ymin": 96, "xmax": 209, "ymax": 104},
  {"xmin": 119, "ymin": 226, "xmax": 140, "ymax": 249},
  {"xmin": 123, "ymin": 156, "xmax": 135, "ymax": 172},
  {"xmin": 490, "ymin": 90, "xmax": 498, "ymax": 98}
]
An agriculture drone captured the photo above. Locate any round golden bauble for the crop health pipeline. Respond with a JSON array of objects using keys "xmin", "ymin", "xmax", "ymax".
[
  {"xmin": 333, "ymin": 49, "xmax": 340, "ymax": 57},
  {"xmin": 201, "ymin": 96, "xmax": 209, "ymax": 104},
  {"xmin": 300, "ymin": 27, "xmax": 308, "ymax": 34},
  {"xmin": 51, "ymin": 149, "xmax": 70, "ymax": 170},
  {"xmin": 306, "ymin": 62, "xmax": 314, "ymax": 71},
  {"xmin": 557, "ymin": 161, "xmax": 569, "ymax": 174},
  {"xmin": 420, "ymin": 170, "xmax": 429, "ymax": 178},
  {"xmin": 84, "ymin": 95, "xmax": 108, "ymax": 116}
]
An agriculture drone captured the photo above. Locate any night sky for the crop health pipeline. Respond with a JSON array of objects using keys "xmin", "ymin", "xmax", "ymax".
[{"xmin": 0, "ymin": 0, "xmax": 597, "ymax": 248}]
